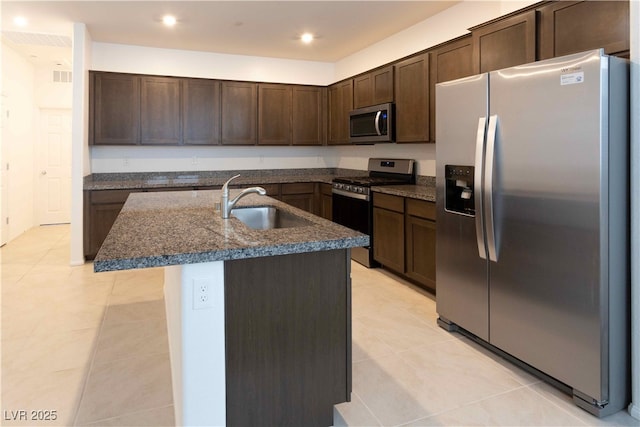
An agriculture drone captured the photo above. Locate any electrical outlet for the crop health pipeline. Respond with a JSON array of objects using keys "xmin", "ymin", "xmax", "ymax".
[{"xmin": 193, "ymin": 278, "xmax": 214, "ymax": 310}]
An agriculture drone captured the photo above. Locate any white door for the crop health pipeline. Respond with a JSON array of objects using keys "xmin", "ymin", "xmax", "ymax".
[{"xmin": 38, "ymin": 109, "xmax": 71, "ymax": 225}]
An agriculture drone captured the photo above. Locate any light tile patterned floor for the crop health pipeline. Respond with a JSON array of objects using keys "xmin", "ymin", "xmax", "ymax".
[{"xmin": 1, "ymin": 225, "xmax": 638, "ymax": 426}]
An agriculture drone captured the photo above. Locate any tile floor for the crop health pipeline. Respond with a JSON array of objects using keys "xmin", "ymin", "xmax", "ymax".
[{"xmin": 1, "ymin": 225, "xmax": 638, "ymax": 426}]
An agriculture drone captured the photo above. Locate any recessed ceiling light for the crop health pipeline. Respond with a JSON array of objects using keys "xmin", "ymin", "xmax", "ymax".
[
  {"xmin": 14, "ymin": 16, "xmax": 28, "ymax": 27},
  {"xmin": 301, "ymin": 33, "xmax": 314, "ymax": 44},
  {"xmin": 162, "ymin": 15, "xmax": 177, "ymax": 27}
]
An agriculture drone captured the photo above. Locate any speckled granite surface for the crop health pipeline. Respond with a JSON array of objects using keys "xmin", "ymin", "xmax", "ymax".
[
  {"xmin": 372, "ymin": 179, "xmax": 436, "ymax": 202},
  {"xmin": 93, "ymin": 190, "xmax": 369, "ymax": 272},
  {"xmin": 84, "ymin": 168, "xmax": 369, "ymax": 190}
]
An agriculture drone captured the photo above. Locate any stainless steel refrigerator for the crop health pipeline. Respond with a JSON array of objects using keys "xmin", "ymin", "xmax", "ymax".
[{"xmin": 435, "ymin": 49, "xmax": 629, "ymax": 417}]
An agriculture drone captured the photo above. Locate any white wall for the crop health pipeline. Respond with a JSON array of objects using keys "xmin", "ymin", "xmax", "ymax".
[
  {"xmin": 1, "ymin": 42, "xmax": 37, "ymax": 242},
  {"xmin": 91, "ymin": 42, "xmax": 334, "ymax": 85}
]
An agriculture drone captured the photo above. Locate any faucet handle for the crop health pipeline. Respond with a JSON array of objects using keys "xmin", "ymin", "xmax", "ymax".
[{"xmin": 222, "ymin": 174, "xmax": 241, "ymax": 194}]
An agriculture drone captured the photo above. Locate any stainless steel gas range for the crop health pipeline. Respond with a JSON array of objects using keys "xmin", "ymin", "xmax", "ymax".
[{"xmin": 332, "ymin": 158, "xmax": 414, "ymax": 267}]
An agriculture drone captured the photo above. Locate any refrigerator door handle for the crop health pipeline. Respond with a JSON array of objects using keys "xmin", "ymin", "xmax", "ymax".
[
  {"xmin": 474, "ymin": 116, "xmax": 487, "ymax": 259},
  {"xmin": 485, "ymin": 114, "xmax": 499, "ymax": 262}
]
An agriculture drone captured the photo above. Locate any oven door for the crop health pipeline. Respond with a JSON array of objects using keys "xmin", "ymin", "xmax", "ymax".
[{"xmin": 332, "ymin": 190, "xmax": 375, "ymax": 267}]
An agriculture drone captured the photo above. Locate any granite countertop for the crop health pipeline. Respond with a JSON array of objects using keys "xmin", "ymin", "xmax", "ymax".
[
  {"xmin": 93, "ymin": 190, "xmax": 369, "ymax": 272},
  {"xmin": 84, "ymin": 168, "xmax": 367, "ymax": 191},
  {"xmin": 372, "ymin": 184, "xmax": 436, "ymax": 202}
]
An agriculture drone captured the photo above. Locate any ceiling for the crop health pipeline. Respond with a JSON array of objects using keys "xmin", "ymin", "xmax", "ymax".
[{"xmin": 1, "ymin": 1, "xmax": 459, "ymax": 68}]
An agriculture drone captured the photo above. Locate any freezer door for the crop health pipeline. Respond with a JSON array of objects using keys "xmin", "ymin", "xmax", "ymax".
[
  {"xmin": 435, "ymin": 74, "xmax": 490, "ymax": 340},
  {"xmin": 487, "ymin": 50, "xmax": 608, "ymax": 401}
]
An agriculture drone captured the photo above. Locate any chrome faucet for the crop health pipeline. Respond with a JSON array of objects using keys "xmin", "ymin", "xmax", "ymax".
[{"xmin": 220, "ymin": 174, "xmax": 267, "ymax": 219}]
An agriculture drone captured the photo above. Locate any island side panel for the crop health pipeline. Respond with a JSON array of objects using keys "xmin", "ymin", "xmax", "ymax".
[
  {"xmin": 224, "ymin": 249, "xmax": 351, "ymax": 427},
  {"xmin": 164, "ymin": 261, "xmax": 227, "ymax": 427}
]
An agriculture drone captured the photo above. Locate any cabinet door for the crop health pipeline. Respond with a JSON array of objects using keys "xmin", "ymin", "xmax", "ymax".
[
  {"xmin": 85, "ymin": 189, "xmax": 133, "ymax": 259},
  {"xmin": 183, "ymin": 79, "xmax": 220, "ymax": 145},
  {"xmin": 373, "ymin": 207, "xmax": 405, "ymax": 273},
  {"xmin": 394, "ymin": 53, "xmax": 429, "ymax": 143},
  {"xmin": 281, "ymin": 183, "xmax": 316, "ymax": 213},
  {"xmin": 471, "ymin": 10, "xmax": 536, "ymax": 74},
  {"xmin": 140, "ymin": 76, "xmax": 182, "ymax": 145},
  {"xmin": 328, "ymin": 80, "xmax": 353, "ymax": 145},
  {"xmin": 371, "ymin": 66, "xmax": 394, "ymax": 105},
  {"xmin": 429, "ymin": 35, "xmax": 474, "ymax": 142},
  {"xmin": 405, "ymin": 215, "xmax": 436, "ymax": 291},
  {"xmin": 353, "ymin": 74, "xmax": 372, "ymax": 109},
  {"xmin": 91, "ymin": 72, "xmax": 140, "ymax": 145},
  {"xmin": 292, "ymin": 86, "xmax": 326, "ymax": 146},
  {"xmin": 538, "ymin": 0, "xmax": 630, "ymax": 60},
  {"xmin": 221, "ymin": 82, "xmax": 257, "ymax": 145},
  {"xmin": 258, "ymin": 84, "xmax": 292, "ymax": 145},
  {"xmin": 319, "ymin": 184, "xmax": 333, "ymax": 221},
  {"xmin": 353, "ymin": 66, "xmax": 394, "ymax": 109}
]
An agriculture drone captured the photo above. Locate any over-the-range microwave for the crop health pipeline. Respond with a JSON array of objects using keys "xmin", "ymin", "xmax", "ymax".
[{"xmin": 349, "ymin": 103, "xmax": 395, "ymax": 144}]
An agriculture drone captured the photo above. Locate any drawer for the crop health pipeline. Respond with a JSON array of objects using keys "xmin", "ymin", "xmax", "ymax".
[
  {"xmin": 373, "ymin": 193, "xmax": 404, "ymax": 213},
  {"xmin": 90, "ymin": 189, "xmax": 134, "ymax": 204},
  {"xmin": 406, "ymin": 198, "xmax": 436, "ymax": 221},
  {"xmin": 320, "ymin": 183, "xmax": 333, "ymax": 196},
  {"xmin": 281, "ymin": 182, "xmax": 315, "ymax": 195}
]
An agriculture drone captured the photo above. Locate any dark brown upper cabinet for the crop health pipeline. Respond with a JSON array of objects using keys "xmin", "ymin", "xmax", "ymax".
[
  {"xmin": 538, "ymin": 0, "xmax": 630, "ymax": 60},
  {"xmin": 258, "ymin": 84, "xmax": 292, "ymax": 145},
  {"xmin": 140, "ymin": 76, "xmax": 183, "ymax": 145},
  {"xmin": 292, "ymin": 86, "xmax": 326, "ymax": 146},
  {"xmin": 328, "ymin": 80, "xmax": 353, "ymax": 145},
  {"xmin": 183, "ymin": 79, "xmax": 221, "ymax": 145},
  {"xmin": 471, "ymin": 9, "xmax": 536, "ymax": 74},
  {"xmin": 353, "ymin": 65, "xmax": 394, "ymax": 109},
  {"xmin": 429, "ymin": 35, "xmax": 474, "ymax": 142},
  {"xmin": 394, "ymin": 53, "xmax": 430, "ymax": 143},
  {"xmin": 90, "ymin": 72, "xmax": 140, "ymax": 145},
  {"xmin": 221, "ymin": 81, "xmax": 257, "ymax": 145}
]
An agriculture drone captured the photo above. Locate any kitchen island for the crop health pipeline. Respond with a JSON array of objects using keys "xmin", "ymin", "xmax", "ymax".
[{"xmin": 94, "ymin": 189, "xmax": 369, "ymax": 426}]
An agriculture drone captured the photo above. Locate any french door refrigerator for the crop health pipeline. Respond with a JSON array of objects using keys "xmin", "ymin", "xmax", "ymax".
[{"xmin": 435, "ymin": 49, "xmax": 629, "ymax": 417}]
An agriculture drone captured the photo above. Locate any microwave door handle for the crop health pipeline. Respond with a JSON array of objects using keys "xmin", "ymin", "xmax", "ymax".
[{"xmin": 374, "ymin": 111, "xmax": 382, "ymax": 136}]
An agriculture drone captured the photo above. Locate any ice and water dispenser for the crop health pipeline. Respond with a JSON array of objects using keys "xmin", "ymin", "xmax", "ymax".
[{"xmin": 445, "ymin": 165, "xmax": 475, "ymax": 216}]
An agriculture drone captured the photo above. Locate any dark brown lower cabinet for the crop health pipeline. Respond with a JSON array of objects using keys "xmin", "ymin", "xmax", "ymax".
[
  {"xmin": 224, "ymin": 249, "xmax": 351, "ymax": 426},
  {"xmin": 405, "ymin": 199, "xmax": 436, "ymax": 291},
  {"xmin": 84, "ymin": 189, "xmax": 134, "ymax": 259},
  {"xmin": 281, "ymin": 182, "xmax": 316, "ymax": 213},
  {"xmin": 373, "ymin": 192, "xmax": 437, "ymax": 292},
  {"xmin": 373, "ymin": 193, "xmax": 405, "ymax": 273},
  {"xmin": 319, "ymin": 183, "xmax": 333, "ymax": 220}
]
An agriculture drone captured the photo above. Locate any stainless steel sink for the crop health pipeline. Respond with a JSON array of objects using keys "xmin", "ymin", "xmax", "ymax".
[{"xmin": 231, "ymin": 206, "xmax": 312, "ymax": 230}]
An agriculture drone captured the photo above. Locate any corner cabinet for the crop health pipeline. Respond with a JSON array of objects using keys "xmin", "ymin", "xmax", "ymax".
[
  {"xmin": 394, "ymin": 53, "xmax": 430, "ymax": 143},
  {"xmin": 327, "ymin": 80, "xmax": 353, "ymax": 145},
  {"xmin": 90, "ymin": 72, "xmax": 140, "ymax": 145},
  {"xmin": 537, "ymin": 0, "xmax": 630, "ymax": 60},
  {"xmin": 373, "ymin": 192, "xmax": 436, "ymax": 292}
]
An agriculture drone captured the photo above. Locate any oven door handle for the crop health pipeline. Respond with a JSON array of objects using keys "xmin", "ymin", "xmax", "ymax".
[{"xmin": 332, "ymin": 188, "xmax": 370, "ymax": 201}]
